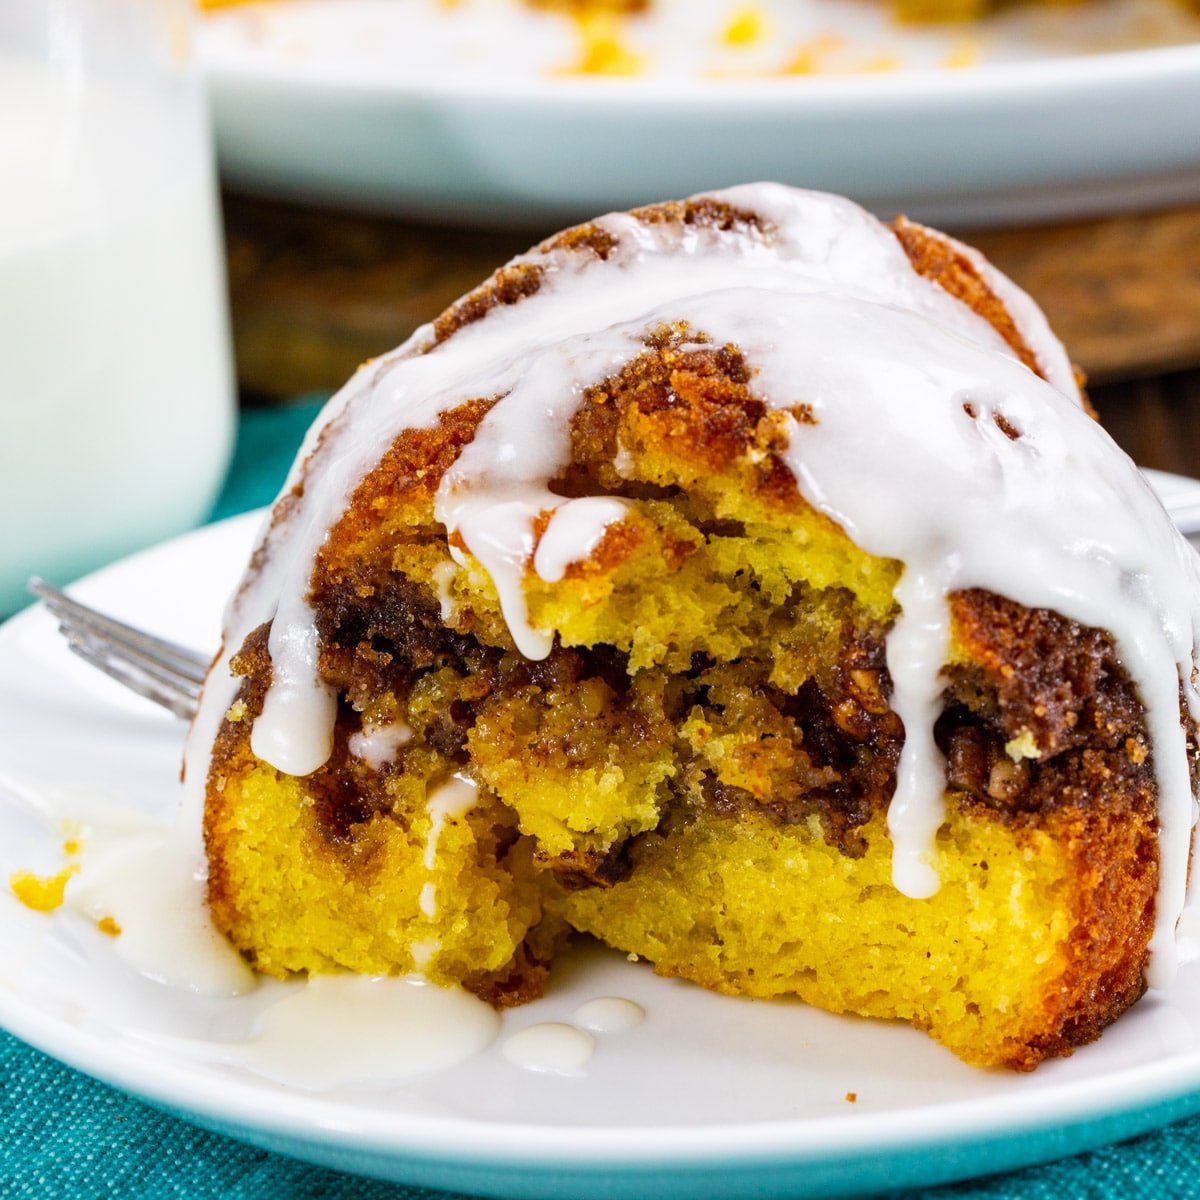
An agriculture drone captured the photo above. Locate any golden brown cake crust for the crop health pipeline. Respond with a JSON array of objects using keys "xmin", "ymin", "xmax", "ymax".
[
  {"xmin": 1010, "ymin": 797, "xmax": 1156, "ymax": 1069},
  {"xmin": 890, "ymin": 215, "xmax": 1093, "ymax": 410},
  {"xmin": 891, "ymin": 216, "xmax": 1043, "ymax": 376}
]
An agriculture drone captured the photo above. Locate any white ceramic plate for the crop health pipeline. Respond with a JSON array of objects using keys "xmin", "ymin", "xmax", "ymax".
[
  {"xmin": 198, "ymin": 0, "xmax": 1200, "ymax": 227},
  {"xmin": 4, "ymin": 486, "xmax": 1200, "ymax": 1198}
]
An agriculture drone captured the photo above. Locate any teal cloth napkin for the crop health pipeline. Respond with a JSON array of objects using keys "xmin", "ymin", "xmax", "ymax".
[{"xmin": 5, "ymin": 400, "xmax": 1200, "ymax": 1199}]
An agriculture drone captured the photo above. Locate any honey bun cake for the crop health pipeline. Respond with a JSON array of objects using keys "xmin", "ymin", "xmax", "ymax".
[{"xmin": 188, "ymin": 185, "xmax": 1200, "ymax": 1069}]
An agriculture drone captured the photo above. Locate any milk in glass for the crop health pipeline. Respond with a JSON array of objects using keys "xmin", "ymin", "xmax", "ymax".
[{"xmin": 0, "ymin": 0, "xmax": 234, "ymax": 614}]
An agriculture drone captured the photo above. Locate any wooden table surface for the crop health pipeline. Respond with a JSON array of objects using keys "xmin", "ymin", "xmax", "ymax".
[
  {"xmin": 223, "ymin": 192, "xmax": 1200, "ymax": 475},
  {"xmin": 1091, "ymin": 370, "xmax": 1200, "ymax": 475}
]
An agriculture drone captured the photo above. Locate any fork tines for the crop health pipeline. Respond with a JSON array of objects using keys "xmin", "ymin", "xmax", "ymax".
[{"xmin": 28, "ymin": 577, "xmax": 207, "ymax": 721}]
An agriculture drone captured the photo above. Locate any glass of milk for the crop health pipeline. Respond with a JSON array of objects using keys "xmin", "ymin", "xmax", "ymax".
[{"xmin": 0, "ymin": 0, "xmax": 235, "ymax": 615}]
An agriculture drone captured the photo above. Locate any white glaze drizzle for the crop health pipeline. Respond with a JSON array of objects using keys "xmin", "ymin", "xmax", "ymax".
[
  {"xmin": 182, "ymin": 183, "xmax": 1200, "ymax": 987},
  {"xmin": 571, "ymin": 996, "xmax": 646, "ymax": 1033},
  {"xmin": 123, "ymin": 975, "xmax": 500, "ymax": 1090},
  {"xmin": 0, "ymin": 775, "xmax": 256, "ymax": 997},
  {"xmin": 65, "ymin": 830, "xmax": 257, "ymax": 997},
  {"xmin": 250, "ymin": 602, "xmax": 337, "ymax": 778},
  {"xmin": 347, "ymin": 719, "xmax": 412, "ymax": 771},
  {"xmin": 501, "ymin": 1022, "xmax": 596, "ymax": 1075},
  {"xmin": 882, "ymin": 567, "xmax": 952, "ymax": 900},
  {"xmin": 234, "ymin": 974, "xmax": 498, "ymax": 1088},
  {"xmin": 418, "ymin": 773, "xmax": 479, "ymax": 927},
  {"xmin": 900, "ymin": 218, "xmax": 1080, "ymax": 402},
  {"xmin": 432, "ymin": 559, "xmax": 460, "ymax": 622},
  {"xmin": 410, "ymin": 938, "xmax": 439, "ymax": 970},
  {"xmin": 533, "ymin": 497, "xmax": 631, "ymax": 583}
]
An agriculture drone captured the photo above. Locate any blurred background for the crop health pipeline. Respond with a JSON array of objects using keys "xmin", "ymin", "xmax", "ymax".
[
  {"xmin": 4, "ymin": 0, "xmax": 1200, "ymax": 608},
  {"xmin": 198, "ymin": 0, "xmax": 1200, "ymax": 453}
]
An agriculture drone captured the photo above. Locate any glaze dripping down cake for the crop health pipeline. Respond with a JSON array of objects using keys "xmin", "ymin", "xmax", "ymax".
[{"xmin": 189, "ymin": 184, "xmax": 1200, "ymax": 1070}]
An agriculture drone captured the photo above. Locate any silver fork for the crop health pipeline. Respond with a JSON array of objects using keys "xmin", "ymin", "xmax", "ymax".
[{"xmin": 28, "ymin": 577, "xmax": 208, "ymax": 721}]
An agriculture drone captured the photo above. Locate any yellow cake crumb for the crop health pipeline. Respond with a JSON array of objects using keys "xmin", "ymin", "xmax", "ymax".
[
  {"xmin": 10, "ymin": 865, "xmax": 79, "ymax": 913},
  {"xmin": 60, "ymin": 818, "xmax": 84, "ymax": 858},
  {"xmin": 1004, "ymin": 730, "xmax": 1040, "ymax": 761}
]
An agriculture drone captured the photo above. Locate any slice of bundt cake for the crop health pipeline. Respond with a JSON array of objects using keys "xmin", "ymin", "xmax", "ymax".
[{"xmin": 187, "ymin": 184, "xmax": 1200, "ymax": 1069}]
